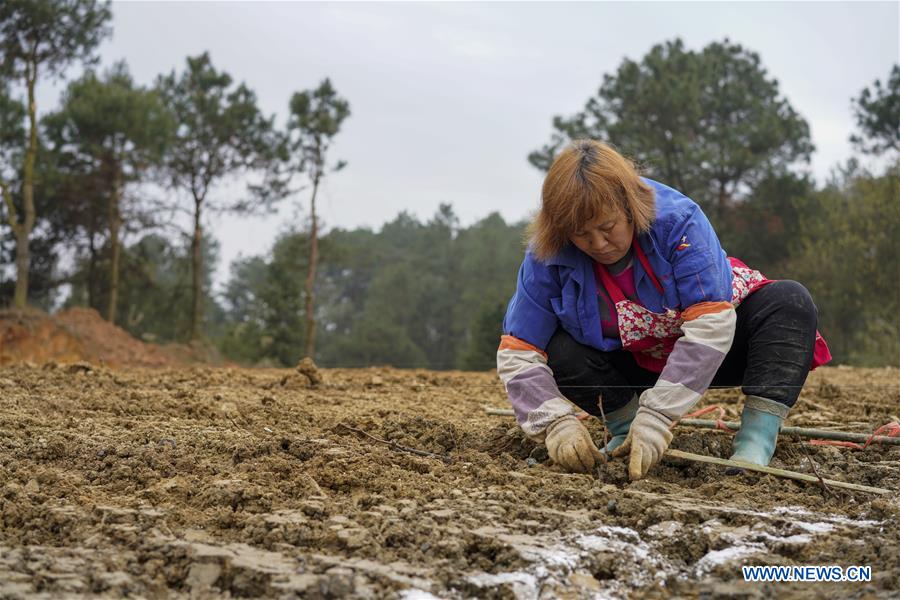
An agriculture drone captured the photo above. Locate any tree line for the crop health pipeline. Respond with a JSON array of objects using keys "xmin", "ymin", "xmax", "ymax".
[
  {"xmin": 1, "ymin": 0, "xmax": 347, "ymax": 352},
  {"xmin": 1, "ymin": 2, "xmax": 897, "ymax": 368}
]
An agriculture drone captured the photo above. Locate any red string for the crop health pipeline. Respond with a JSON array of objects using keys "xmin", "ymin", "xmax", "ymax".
[
  {"xmin": 810, "ymin": 421, "xmax": 900, "ymax": 450},
  {"xmin": 680, "ymin": 404, "xmax": 737, "ymax": 432},
  {"xmin": 808, "ymin": 440, "xmax": 862, "ymax": 449}
]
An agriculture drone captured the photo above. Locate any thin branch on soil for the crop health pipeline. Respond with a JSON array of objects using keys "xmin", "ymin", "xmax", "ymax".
[
  {"xmin": 226, "ymin": 415, "xmax": 253, "ymax": 434},
  {"xmin": 795, "ymin": 434, "xmax": 839, "ymax": 500},
  {"xmin": 597, "ymin": 397, "xmax": 609, "ymax": 466},
  {"xmin": 588, "ymin": 396, "xmax": 609, "ymax": 479},
  {"xmin": 807, "ymin": 457, "xmax": 837, "ymax": 499},
  {"xmin": 337, "ymin": 423, "xmax": 452, "ymax": 464}
]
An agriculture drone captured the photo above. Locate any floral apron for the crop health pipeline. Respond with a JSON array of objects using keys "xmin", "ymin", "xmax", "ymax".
[{"xmin": 594, "ymin": 239, "xmax": 831, "ymax": 373}]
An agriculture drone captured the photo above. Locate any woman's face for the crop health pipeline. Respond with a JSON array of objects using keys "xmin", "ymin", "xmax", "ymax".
[{"xmin": 569, "ymin": 210, "xmax": 634, "ymax": 265}]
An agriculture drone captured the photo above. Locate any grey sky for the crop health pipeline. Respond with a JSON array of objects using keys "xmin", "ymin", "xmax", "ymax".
[{"xmin": 40, "ymin": 1, "xmax": 899, "ymax": 287}]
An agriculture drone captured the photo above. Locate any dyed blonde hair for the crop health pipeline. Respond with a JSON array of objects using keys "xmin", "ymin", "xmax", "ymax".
[{"xmin": 527, "ymin": 140, "xmax": 655, "ymax": 261}]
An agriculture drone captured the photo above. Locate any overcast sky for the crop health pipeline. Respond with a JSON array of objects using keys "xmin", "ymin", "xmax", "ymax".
[{"xmin": 38, "ymin": 1, "xmax": 899, "ymax": 288}]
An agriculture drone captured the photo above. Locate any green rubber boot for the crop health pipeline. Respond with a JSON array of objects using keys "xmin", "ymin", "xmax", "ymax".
[
  {"xmin": 729, "ymin": 395, "xmax": 790, "ymax": 467},
  {"xmin": 601, "ymin": 394, "xmax": 639, "ymax": 454}
]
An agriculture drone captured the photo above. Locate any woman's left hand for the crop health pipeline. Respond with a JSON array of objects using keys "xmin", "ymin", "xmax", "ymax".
[{"xmin": 611, "ymin": 407, "xmax": 673, "ymax": 480}]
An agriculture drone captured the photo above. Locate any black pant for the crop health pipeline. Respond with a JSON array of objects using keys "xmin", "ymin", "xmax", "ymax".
[{"xmin": 546, "ymin": 280, "xmax": 820, "ymax": 416}]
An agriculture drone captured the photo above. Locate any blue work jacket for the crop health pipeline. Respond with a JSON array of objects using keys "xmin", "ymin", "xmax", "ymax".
[{"xmin": 502, "ymin": 178, "xmax": 734, "ymax": 352}]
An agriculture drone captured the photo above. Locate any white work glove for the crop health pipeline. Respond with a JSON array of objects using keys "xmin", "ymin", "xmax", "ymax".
[
  {"xmin": 545, "ymin": 415, "xmax": 603, "ymax": 473},
  {"xmin": 611, "ymin": 407, "xmax": 673, "ymax": 480}
]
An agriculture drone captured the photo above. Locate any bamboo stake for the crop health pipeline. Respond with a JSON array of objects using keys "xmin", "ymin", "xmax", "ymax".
[
  {"xmin": 665, "ymin": 449, "xmax": 892, "ymax": 495},
  {"xmin": 679, "ymin": 419, "xmax": 900, "ymax": 446},
  {"xmin": 482, "ymin": 408, "xmax": 900, "ymax": 446}
]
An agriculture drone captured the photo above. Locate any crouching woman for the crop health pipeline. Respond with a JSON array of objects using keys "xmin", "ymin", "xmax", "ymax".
[{"xmin": 497, "ymin": 140, "xmax": 830, "ymax": 480}]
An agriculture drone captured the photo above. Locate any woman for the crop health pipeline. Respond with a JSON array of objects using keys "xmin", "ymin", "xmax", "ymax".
[{"xmin": 497, "ymin": 140, "xmax": 830, "ymax": 480}]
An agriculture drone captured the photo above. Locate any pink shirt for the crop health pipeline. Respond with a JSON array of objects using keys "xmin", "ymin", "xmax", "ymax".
[{"xmin": 597, "ymin": 261, "xmax": 639, "ymax": 339}]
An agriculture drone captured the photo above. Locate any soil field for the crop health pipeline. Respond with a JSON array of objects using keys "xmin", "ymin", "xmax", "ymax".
[{"xmin": 0, "ymin": 363, "xmax": 898, "ymax": 598}]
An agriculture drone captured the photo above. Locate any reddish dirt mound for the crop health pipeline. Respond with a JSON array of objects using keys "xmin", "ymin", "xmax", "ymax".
[
  {"xmin": 0, "ymin": 308, "xmax": 85, "ymax": 366},
  {"xmin": 55, "ymin": 307, "xmax": 180, "ymax": 368},
  {"xmin": 0, "ymin": 307, "xmax": 182, "ymax": 368}
]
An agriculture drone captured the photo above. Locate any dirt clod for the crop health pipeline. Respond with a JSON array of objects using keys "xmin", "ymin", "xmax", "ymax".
[{"xmin": 296, "ymin": 357, "xmax": 323, "ymax": 387}]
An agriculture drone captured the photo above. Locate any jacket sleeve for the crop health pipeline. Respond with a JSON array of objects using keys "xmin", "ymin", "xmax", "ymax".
[
  {"xmin": 639, "ymin": 204, "xmax": 736, "ymax": 422},
  {"xmin": 496, "ymin": 335, "xmax": 578, "ymax": 442},
  {"xmin": 497, "ymin": 254, "xmax": 577, "ymax": 441}
]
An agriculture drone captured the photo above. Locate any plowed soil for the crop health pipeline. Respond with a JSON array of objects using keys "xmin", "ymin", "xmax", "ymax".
[{"xmin": 1, "ymin": 364, "xmax": 898, "ymax": 598}]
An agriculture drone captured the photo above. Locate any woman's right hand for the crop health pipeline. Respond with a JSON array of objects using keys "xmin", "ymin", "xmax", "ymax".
[{"xmin": 545, "ymin": 415, "xmax": 603, "ymax": 473}]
